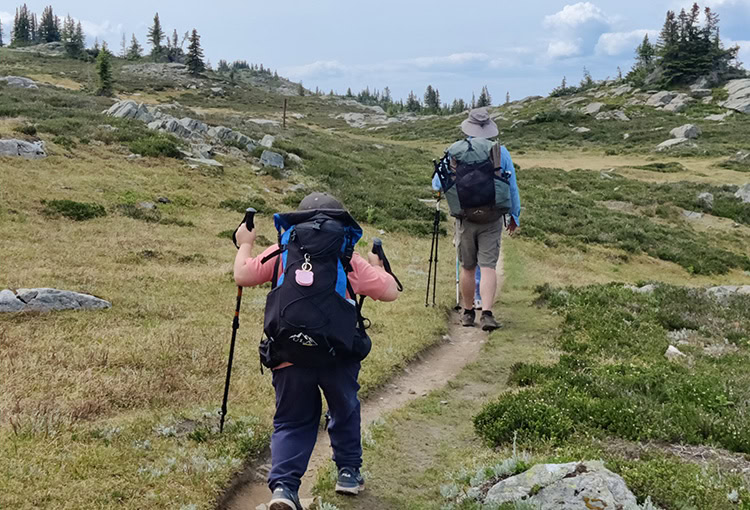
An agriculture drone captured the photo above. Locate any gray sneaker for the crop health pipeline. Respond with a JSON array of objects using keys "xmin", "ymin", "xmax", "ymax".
[
  {"xmin": 335, "ymin": 467, "xmax": 365, "ymax": 495},
  {"xmin": 480, "ymin": 312, "xmax": 502, "ymax": 331},
  {"xmin": 461, "ymin": 309, "xmax": 476, "ymax": 327}
]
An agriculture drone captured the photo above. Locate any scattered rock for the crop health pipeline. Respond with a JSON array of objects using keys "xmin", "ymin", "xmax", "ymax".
[
  {"xmin": 137, "ymin": 202, "xmax": 156, "ymax": 210},
  {"xmin": 287, "ymin": 153, "xmax": 303, "ymax": 165},
  {"xmin": 663, "ymin": 93, "xmax": 694, "ymax": 113},
  {"xmin": 706, "ymin": 285, "xmax": 750, "ymax": 302},
  {"xmin": 625, "ymin": 284, "xmax": 656, "ymax": 294},
  {"xmin": 656, "ymin": 138, "xmax": 691, "ymax": 151},
  {"xmin": 721, "ymin": 79, "xmax": 750, "ymax": 114},
  {"xmin": 582, "ymin": 102, "xmax": 605, "ymax": 115},
  {"xmin": 185, "ymin": 157, "xmax": 223, "ymax": 168},
  {"xmin": 0, "ymin": 75, "xmax": 39, "ymax": 89},
  {"xmin": 682, "ymin": 210, "xmax": 703, "ymax": 220},
  {"xmin": 596, "ymin": 110, "xmax": 630, "ymax": 121},
  {"xmin": 646, "ymin": 91, "xmax": 677, "ymax": 107},
  {"xmin": 730, "ymin": 151, "xmax": 749, "ymax": 163},
  {"xmin": 0, "ymin": 139, "xmax": 47, "ymax": 159},
  {"xmin": 665, "ymin": 345, "xmax": 687, "ymax": 361},
  {"xmin": 561, "ymin": 97, "xmax": 587, "ymax": 108},
  {"xmin": 623, "ymin": 133, "xmax": 631, "ymax": 140},
  {"xmin": 697, "ymin": 192, "xmax": 714, "ymax": 209},
  {"xmin": 210, "ymin": 87, "xmax": 225, "ymax": 96},
  {"xmin": 0, "ymin": 288, "xmax": 111, "ymax": 313},
  {"xmin": 260, "ymin": 135, "xmax": 275, "ymax": 148},
  {"xmin": 510, "ymin": 120, "xmax": 529, "ymax": 129},
  {"xmin": 260, "ymin": 150, "xmax": 284, "ymax": 169},
  {"xmin": 192, "ymin": 143, "xmax": 214, "ymax": 159},
  {"xmin": 484, "ymin": 461, "xmax": 639, "ymax": 509},
  {"xmin": 612, "ymin": 85, "xmax": 633, "ymax": 97},
  {"xmin": 704, "ymin": 111, "xmax": 733, "ymax": 121},
  {"xmin": 246, "ymin": 118, "xmax": 281, "ymax": 127},
  {"xmin": 572, "ymin": 127, "xmax": 591, "ymax": 133},
  {"xmin": 157, "ymin": 197, "xmax": 171, "ymax": 204},
  {"xmin": 702, "ymin": 97, "xmax": 713, "ymax": 105},
  {"xmin": 735, "ymin": 183, "xmax": 750, "ymax": 203},
  {"xmin": 670, "ymin": 124, "xmax": 701, "ymax": 139}
]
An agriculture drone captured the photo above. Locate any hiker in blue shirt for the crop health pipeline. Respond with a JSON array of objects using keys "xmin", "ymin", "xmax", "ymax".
[{"xmin": 432, "ymin": 107, "xmax": 521, "ymax": 329}]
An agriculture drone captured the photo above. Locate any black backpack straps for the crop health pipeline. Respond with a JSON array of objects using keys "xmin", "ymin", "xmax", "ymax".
[
  {"xmin": 347, "ymin": 279, "xmax": 370, "ymax": 330},
  {"xmin": 271, "ymin": 256, "xmax": 281, "ymax": 290}
]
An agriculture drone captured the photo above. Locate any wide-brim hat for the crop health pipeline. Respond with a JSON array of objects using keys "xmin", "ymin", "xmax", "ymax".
[
  {"xmin": 297, "ymin": 192, "xmax": 344, "ymax": 211},
  {"xmin": 461, "ymin": 107, "xmax": 499, "ymax": 138}
]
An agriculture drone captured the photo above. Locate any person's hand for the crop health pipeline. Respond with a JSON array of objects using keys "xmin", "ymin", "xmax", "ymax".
[
  {"xmin": 507, "ymin": 218, "xmax": 519, "ymax": 236},
  {"xmin": 368, "ymin": 252, "xmax": 384, "ymax": 268},
  {"xmin": 235, "ymin": 222, "xmax": 257, "ymax": 247}
]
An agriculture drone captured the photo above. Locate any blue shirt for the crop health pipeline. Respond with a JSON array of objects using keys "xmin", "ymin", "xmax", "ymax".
[{"xmin": 432, "ymin": 143, "xmax": 522, "ymax": 226}]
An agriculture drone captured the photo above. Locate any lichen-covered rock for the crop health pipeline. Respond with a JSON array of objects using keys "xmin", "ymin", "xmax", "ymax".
[
  {"xmin": 646, "ymin": 91, "xmax": 677, "ymax": 107},
  {"xmin": 0, "ymin": 75, "xmax": 39, "ymax": 89},
  {"xmin": 485, "ymin": 461, "xmax": 639, "ymax": 509},
  {"xmin": 582, "ymin": 102, "xmax": 605, "ymax": 115},
  {"xmin": 260, "ymin": 135, "xmax": 275, "ymax": 148},
  {"xmin": 722, "ymin": 79, "xmax": 750, "ymax": 114},
  {"xmin": 735, "ymin": 183, "xmax": 750, "ymax": 203},
  {"xmin": 697, "ymin": 192, "xmax": 714, "ymax": 209},
  {"xmin": 656, "ymin": 138, "xmax": 690, "ymax": 151},
  {"xmin": 0, "ymin": 288, "xmax": 111, "ymax": 312},
  {"xmin": 670, "ymin": 124, "xmax": 701, "ymax": 139},
  {"xmin": 0, "ymin": 139, "xmax": 47, "ymax": 158},
  {"xmin": 260, "ymin": 150, "xmax": 284, "ymax": 169}
]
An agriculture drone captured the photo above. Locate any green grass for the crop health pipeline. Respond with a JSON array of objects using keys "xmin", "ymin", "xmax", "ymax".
[
  {"xmin": 631, "ymin": 162, "xmax": 686, "ymax": 173},
  {"xmin": 41, "ymin": 199, "xmax": 107, "ymax": 221},
  {"xmin": 519, "ymin": 168, "xmax": 750, "ymax": 274}
]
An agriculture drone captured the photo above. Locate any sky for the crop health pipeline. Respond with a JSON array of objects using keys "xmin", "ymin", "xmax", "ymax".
[{"xmin": 1, "ymin": 0, "xmax": 748, "ymax": 103}]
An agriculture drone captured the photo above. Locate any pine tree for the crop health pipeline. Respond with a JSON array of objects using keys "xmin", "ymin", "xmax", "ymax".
[
  {"xmin": 148, "ymin": 13, "xmax": 165, "ymax": 60},
  {"xmin": 297, "ymin": 82, "xmax": 305, "ymax": 96},
  {"xmin": 470, "ymin": 92, "xmax": 476, "ymax": 109},
  {"xmin": 72, "ymin": 21, "xmax": 85, "ymax": 55},
  {"xmin": 126, "ymin": 33, "xmax": 142, "ymax": 60},
  {"xmin": 345, "ymin": 87, "xmax": 353, "ymax": 98},
  {"xmin": 405, "ymin": 91, "xmax": 421, "ymax": 112},
  {"xmin": 93, "ymin": 37, "xmax": 100, "ymax": 52},
  {"xmin": 12, "ymin": 5, "xmax": 32, "ymax": 47},
  {"xmin": 96, "ymin": 46, "xmax": 114, "ymax": 96},
  {"xmin": 0, "ymin": 17, "xmax": 4, "ymax": 47},
  {"xmin": 29, "ymin": 13, "xmax": 37, "ymax": 43},
  {"xmin": 505, "ymin": 92, "xmax": 510, "ymax": 105},
  {"xmin": 217, "ymin": 59, "xmax": 230, "ymax": 72},
  {"xmin": 39, "ymin": 6, "xmax": 60, "ymax": 43},
  {"xmin": 477, "ymin": 86, "xmax": 492, "ymax": 107},
  {"xmin": 185, "ymin": 28, "xmax": 205, "ymax": 75},
  {"xmin": 424, "ymin": 85, "xmax": 440, "ymax": 113}
]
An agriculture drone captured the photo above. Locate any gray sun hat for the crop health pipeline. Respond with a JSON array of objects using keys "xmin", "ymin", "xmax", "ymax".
[
  {"xmin": 297, "ymin": 192, "xmax": 345, "ymax": 211},
  {"xmin": 460, "ymin": 107, "xmax": 499, "ymax": 138}
]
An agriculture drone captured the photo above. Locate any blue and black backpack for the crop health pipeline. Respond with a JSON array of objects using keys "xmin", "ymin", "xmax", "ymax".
[{"xmin": 259, "ymin": 209, "xmax": 370, "ymax": 368}]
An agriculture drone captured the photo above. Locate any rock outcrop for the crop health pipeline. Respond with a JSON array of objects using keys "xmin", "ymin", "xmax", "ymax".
[
  {"xmin": 0, "ymin": 76, "xmax": 39, "ymax": 89},
  {"xmin": 0, "ymin": 139, "xmax": 47, "ymax": 158},
  {"xmin": 670, "ymin": 124, "xmax": 701, "ymax": 139},
  {"xmin": 722, "ymin": 79, "xmax": 750, "ymax": 114},
  {"xmin": 735, "ymin": 183, "xmax": 750, "ymax": 203},
  {"xmin": 0, "ymin": 288, "xmax": 111, "ymax": 313},
  {"xmin": 484, "ymin": 461, "xmax": 640, "ymax": 509}
]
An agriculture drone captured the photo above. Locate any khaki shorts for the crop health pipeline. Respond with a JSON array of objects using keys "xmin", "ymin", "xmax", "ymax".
[{"xmin": 456, "ymin": 218, "xmax": 502, "ymax": 269}]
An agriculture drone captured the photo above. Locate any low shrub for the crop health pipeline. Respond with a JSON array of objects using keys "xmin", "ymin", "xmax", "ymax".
[
  {"xmin": 42, "ymin": 199, "xmax": 106, "ymax": 221},
  {"xmin": 12, "ymin": 124, "xmax": 37, "ymax": 136},
  {"xmin": 218, "ymin": 197, "xmax": 268, "ymax": 214},
  {"xmin": 128, "ymin": 134, "xmax": 182, "ymax": 158},
  {"xmin": 632, "ymin": 162, "xmax": 686, "ymax": 173}
]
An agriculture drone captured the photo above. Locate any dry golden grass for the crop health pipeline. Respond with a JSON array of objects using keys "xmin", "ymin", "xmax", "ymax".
[{"xmin": 24, "ymin": 73, "xmax": 83, "ymax": 91}]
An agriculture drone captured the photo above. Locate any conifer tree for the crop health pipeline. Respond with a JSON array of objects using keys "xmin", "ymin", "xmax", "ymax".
[
  {"xmin": 96, "ymin": 46, "xmax": 114, "ymax": 96},
  {"xmin": 29, "ymin": 12, "xmax": 37, "ymax": 43},
  {"xmin": 73, "ymin": 21, "xmax": 85, "ymax": 55},
  {"xmin": 477, "ymin": 86, "xmax": 492, "ymax": 107},
  {"xmin": 505, "ymin": 92, "xmax": 510, "ymax": 105},
  {"xmin": 147, "ymin": 13, "xmax": 165, "ymax": 60},
  {"xmin": 424, "ymin": 85, "xmax": 440, "ymax": 113},
  {"xmin": 39, "ymin": 6, "xmax": 61, "ymax": 43},
  {"xmin": 217, "ymin": 59, "xmax": 229, "ymax": 72},
  {"xmin": 185, "ymin": 28, "xmax": 205, "ymax": 75},
  {"xmin": 405, "ymin": 91, "xmax": 421, "ymax": 112},
  {"xmin": 119, "ymin": 33, "xmax": 127, "ymax": 57},
  {"xmin": 297, "ymin": 82, "xmax": 305, "ymax": 96},
  {"xmin": 0, "ymin": 18, "xmax": 4, "ymax": 47},
  {"xmin": 126, "ymin": 33, "xmax": 142, "ymax": 60},
  {"xmin": 12, "ymin": 5, "xmax": 32, "ymax": 47},
  {"xmin": 346, "ymin": 87, "xmax": 353, "ymax": 98}
]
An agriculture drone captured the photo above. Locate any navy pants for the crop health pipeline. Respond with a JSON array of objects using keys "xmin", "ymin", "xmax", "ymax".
[{"xmin": 267, "ymin": 359, "xmax": 362, "ymax": 492}]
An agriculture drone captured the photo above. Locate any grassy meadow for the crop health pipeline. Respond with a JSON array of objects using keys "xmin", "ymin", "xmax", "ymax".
[{"xmin": 3, "ymin": 46, "xmax": 750, "ymax": 510}]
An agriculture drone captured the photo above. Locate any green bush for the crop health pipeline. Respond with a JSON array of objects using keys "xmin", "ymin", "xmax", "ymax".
[
  {"xmin": 52, "ymin": 135, "xmax": 77, "ymax": 150},
  {"xmin": 218, "ymin": 197, "xmax": 268, "ymax": 214},
  {"xmin": 13, "ymin": 124, "xmax": 37, "ymax": 136},
  {"xmin": 42, "ymin": 200, "xmax": 106, "ymax": 221},
  {"xmin": 475, "ymin": 283, "xmax": 750, "ymax": 452},
  {"xmin": 128, "ymin": 135, "xmax": 182, "ymax": 158},
  {"xmin": 632, "ymin": 162, "xmax": 686, "ymax": 173}
]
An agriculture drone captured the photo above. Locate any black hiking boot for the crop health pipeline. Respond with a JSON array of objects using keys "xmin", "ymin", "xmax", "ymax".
[
  {"xmin": 480, "ymin": 311, "xmax": 502, "ymax": 331},
  {"xmin": 461, "ymin": 308, "xmax": 476, "ymax": 327},
  {"xmin": 269, "ymin": 483, "xmax": 302, "ymax": 510},
  {"xmin": 335, "ymin": 467, "xmax": 365, "ymax": 495}
]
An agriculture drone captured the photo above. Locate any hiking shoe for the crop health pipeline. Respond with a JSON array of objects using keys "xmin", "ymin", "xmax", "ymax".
[
  {"xmin": 461, "ymin": 309, "xmax": 476, "ymax": 327},
  {"xmin": 335, "ymin": 467, "xmax": 365, "ymax": 495},
  {"xmin": 480, "ymin": 312, "xmax": 502, "ymax": 331},
  {"xmin": 269, "ymin": 484, "xmax": 302, "ymax": 510}
]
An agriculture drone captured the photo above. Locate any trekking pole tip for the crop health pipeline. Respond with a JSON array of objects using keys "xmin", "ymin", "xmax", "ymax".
[{"xmin": 372, "ymin": 237, "xmax": 382, "ymax": 247}]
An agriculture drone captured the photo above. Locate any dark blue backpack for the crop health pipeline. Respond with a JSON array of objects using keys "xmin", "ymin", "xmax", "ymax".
[{"xmin": 259, "ymin": 209, "xmax": 369, "ymax": 368}]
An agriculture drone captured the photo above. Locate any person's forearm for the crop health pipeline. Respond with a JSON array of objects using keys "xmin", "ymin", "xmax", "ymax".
[
  {"xmin": 233, "ymin": 243, "xmax": 255, "ymax": 286},
  {"xmin": 376, "ymin": 267, "xmax": 399, "ymax": 302}
]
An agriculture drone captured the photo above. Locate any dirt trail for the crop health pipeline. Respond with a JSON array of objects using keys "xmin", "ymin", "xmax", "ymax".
[{"xmin": 221, "ymin": 251, "xmax": 504, "ymax": 510}]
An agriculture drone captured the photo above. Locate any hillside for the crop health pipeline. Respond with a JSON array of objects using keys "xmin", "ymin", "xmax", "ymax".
[{"xmin": 2, "ymin": 44, "xmax": 750, "ymax": 510}]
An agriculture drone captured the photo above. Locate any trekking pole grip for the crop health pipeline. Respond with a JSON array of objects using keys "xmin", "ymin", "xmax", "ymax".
[{"xmin": 232, "ymin": 207, "xmax": 257, "ymax": 249}]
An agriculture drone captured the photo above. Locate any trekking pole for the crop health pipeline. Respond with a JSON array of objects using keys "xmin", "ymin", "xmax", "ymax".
[
  {"xmin": 425, "ymin": 197, "xmax": 441, "ymax": 307},
  {"xmin": 432, "ymin": 199, "xmax": 440, "ymax": 307},
  {"xmin": 425, "ymin": 202, "xmax": 437, "ymax": 307},
  {"xmin": 371, "ymin": 238, "xmax": 403, "ymax": 291},
  {"xmin": 220, "ymin": 207, "xmax": 257, "ymax": 433}
]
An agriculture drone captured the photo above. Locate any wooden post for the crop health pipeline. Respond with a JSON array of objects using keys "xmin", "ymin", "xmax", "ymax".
[{"xmin": 283, "ymin": 99, "xmax": 288, "ymax": 129}]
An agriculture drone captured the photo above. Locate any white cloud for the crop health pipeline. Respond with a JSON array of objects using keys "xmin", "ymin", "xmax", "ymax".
[
  {"xmin": 547, "ymin": 40, "xmax": 582, "ymax": 58},
  {"xmin": 595, "ymin": 29, "xmax": 659, "ymax": 56},
  {"xmin": 543, "ymin": 2, "xmax": 613, "ymax": 60},
  {"xmin": 285, "ymin": 60, "xmax": 348, "ymax": 79},
  {"xmin": 79, "ymin": 19, "xmax": 123, "ymax": 39},
  {"xmin": 544, "ymin": 2, "xmax": 609, "ymax": 29},
  {"xmin": 410, "ymin": 53, "xmax": 489, "ymax": 69}
]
